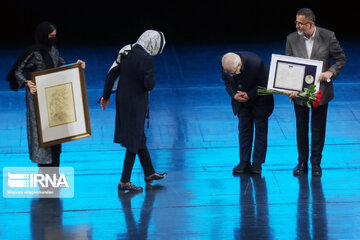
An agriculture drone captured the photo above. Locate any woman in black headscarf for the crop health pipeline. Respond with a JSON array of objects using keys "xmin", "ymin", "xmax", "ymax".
[
  {"xmin": 101, "ymin": 30, "xmax": 167, "ymax": 192},
  {"xmin": 6, "ymin": 21, "xmax": 86, "ymax": 167}
]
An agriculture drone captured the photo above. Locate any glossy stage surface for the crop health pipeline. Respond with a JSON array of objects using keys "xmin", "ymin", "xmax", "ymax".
[{"xmin": 1, "ymin": 41, "xmax": 360, "ymax": 239}]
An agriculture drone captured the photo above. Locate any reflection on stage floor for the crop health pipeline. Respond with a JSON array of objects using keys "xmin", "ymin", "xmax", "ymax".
[{"xmin": 0, "ymin": 41, "xmax": 360, "ymax": 239}]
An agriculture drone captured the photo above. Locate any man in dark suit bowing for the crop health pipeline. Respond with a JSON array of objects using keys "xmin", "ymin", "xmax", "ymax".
[
  {"xmin": 286, "ymin": 8, "xmax": 346, "ymax": 177},
  {"xmin": 221, "ymin": 52, "xmax": 274, "ymax": 174}
]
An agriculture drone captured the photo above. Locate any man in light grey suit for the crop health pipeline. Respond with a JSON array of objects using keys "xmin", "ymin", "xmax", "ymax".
[{"xmin": 286, "ymin": 8, "xmax": 346, "ymax": 177}]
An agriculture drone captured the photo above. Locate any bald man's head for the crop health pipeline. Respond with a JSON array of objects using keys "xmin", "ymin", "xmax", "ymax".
[{"xmin": 222, "ymin": 53, "xmax": 242, "ymax": 75}]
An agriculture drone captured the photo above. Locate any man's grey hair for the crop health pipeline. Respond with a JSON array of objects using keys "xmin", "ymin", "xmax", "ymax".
[
  {"xmin": 222, "ymin": 53, "xmax": 241, "ymax": 71},
  {"xmin": 297, "ymin": 8, "xmax": 316, "ymax": 23}
]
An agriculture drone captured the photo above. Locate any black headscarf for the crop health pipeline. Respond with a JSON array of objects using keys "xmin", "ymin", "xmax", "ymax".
[
  {"xmin": 6, "ymin": 21, "xmax": 57, "ymax": 91},
  {"xmin": 34, "ymin": 21, "xmax": 57, "ymax": 47}
]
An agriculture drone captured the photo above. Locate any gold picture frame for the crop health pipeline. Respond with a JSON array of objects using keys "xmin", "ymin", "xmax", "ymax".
[{"xmin": 31, "ymin": 63, "xmax": 91, "ymax": 147}]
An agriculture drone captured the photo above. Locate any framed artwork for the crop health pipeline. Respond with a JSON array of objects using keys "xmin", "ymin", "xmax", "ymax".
[{"xmin": 31, "ymin": 63, "xmax": 91, "ymax": 147}]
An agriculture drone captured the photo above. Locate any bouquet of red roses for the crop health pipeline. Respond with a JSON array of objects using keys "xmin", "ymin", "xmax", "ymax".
[{"xmin": 257, "ymin": 85, "xmax": 322, "ymax": 108}]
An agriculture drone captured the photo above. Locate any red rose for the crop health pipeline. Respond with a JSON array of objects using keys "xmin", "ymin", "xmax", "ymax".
[
  {"xmin": 313, "ymin": 90, "xmax": 322, "ymax": 107},
  {"xmin": 312, "ymin": 101, "xmax": 319, "ymax": 108},
  {"xmin": 316, "ymin": 91, "xmax": 323, "ymax": 99}
]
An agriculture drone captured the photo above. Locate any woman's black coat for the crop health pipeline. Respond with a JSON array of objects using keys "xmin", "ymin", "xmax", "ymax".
[{"xmin": 102, "ymin": 44, "xmax": 155, "ymax": 153}]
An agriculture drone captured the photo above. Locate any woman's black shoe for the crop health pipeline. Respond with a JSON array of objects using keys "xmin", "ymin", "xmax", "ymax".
[
  {"xmin": 145, "ymin": 172, "xmax": 167, "ymax": 184},
  {"xmin": 118, "ymin": 182, "xmax": 143, "ymax": 192}
]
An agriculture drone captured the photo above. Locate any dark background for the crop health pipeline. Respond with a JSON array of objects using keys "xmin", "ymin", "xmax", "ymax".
[{"xmin": 0, "ymin": 0, "xmax": 356, "ymax": 45}]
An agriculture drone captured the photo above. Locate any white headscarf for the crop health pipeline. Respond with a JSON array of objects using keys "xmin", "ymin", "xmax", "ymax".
[
  {"xmin": 109, "ymin": 30, "xmax": 166, "ymax": 91},
  {"xmin": 136, "ymin": 30, "xmax": 166, "ymax": 56}
]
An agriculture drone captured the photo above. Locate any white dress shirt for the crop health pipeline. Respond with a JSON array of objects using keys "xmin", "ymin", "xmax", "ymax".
[{"xmin": 304, "ymin": 27, "xmax": 316, "ymax": 58}]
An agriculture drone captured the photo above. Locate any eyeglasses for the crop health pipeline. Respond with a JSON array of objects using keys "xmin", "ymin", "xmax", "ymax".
[{"xmin": 294, "ymin": 21, "xmax": 311, "ymax": 26}]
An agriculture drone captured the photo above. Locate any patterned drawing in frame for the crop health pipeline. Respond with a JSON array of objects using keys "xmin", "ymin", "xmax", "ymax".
[{"xmin": 45, "ymin": 82, "xmax": 77, "ymax": 127}]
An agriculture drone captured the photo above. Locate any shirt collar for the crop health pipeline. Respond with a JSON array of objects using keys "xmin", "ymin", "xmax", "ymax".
[{"xmin": 303, "ymin": 26, "xmax": 316, "ymax": 40}]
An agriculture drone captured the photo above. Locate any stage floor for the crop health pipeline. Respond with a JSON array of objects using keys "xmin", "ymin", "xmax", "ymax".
[{"xmin": 1, "ymin": 41, "xmax": 360, "ymax": 239}]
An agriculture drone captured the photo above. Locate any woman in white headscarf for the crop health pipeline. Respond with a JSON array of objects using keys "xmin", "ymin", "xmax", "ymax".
[{"xmin": 100, "ymin": 30, "xmax": 167, "ymax": 192}]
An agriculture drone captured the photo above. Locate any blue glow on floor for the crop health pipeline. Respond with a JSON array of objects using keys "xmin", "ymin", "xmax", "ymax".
[{"xmin": 0, "ymin": 41, "xmax": 360, "ymax": 239}]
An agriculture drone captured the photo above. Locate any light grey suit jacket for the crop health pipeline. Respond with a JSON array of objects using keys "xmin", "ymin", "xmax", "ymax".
[{"xmin": 286, "ymin": 27, "xmax": 346, "ymax": 105}]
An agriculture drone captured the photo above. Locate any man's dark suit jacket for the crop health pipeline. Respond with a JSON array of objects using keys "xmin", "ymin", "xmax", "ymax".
[{"xmin": 222, "ymin": 52, "xmax": 274, "ymax": 119}]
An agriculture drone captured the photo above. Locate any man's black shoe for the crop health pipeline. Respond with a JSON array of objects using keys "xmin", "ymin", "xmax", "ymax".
[
  {"xmin": 312, "ymin": 165, "xmax": 322, "ymax": 177},
  {"xmin": 118, "ymin": 182, "xmax": 143, "ymax": 192},
  {"xmin": 145, "ymin": 172, "xmax": 167, "ymax": 184},
  {"xmin": 293, "ymin": 162, "xmax": 308, "ymax": 176},
  {"xmin": 251, "ymin": 163, "xmax": 262, "ymax": 174},
  {"xmin": 233, "ymin": 162, "xmax": 251, "ymax": 174}
]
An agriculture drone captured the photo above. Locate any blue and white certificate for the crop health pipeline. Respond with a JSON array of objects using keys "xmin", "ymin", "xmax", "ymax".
[{"xmin": 267, "ymin": 54, "xmax": 323, "ymax": 92}]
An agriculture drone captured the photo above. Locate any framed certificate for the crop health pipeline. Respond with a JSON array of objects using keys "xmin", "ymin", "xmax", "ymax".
[
  {"xmin": 31, "ymin": 63, "xmax": 91, "ymax": 147},
  {"xmin": 267, "ymin": 54, "xmax": 323, "ymax": 92}
]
